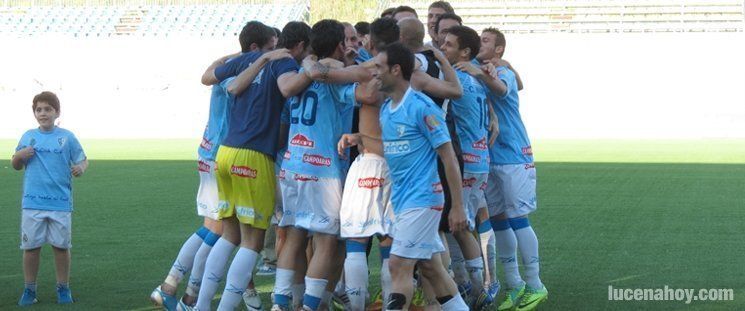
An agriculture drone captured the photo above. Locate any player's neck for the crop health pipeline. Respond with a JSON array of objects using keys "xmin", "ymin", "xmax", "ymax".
[{"xmin": 389, "ymin": 81, "xmax": 410, "ymax": 107}]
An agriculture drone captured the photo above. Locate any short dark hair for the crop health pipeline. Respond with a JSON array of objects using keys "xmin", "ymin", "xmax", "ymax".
[
  {"xmin": 370, "ymin": 18, "xmax": 400, "ymax": 51},
  {"xmin": 446, "ymin": 25, "xmax": 481, "ymax": 59},
  {"xmin": 354, "ymin": 21, "xmax": 370, "ymax": 36},
  {"xmin": 381, "ymin": 42, "xmax": 415, "ymax": 81},
  {"xmin": 380, "ymin": 7, "xmax": 396, "ymax": 18},
  {"xmin": 272, "ymin": 27, "xmax": 282, "ymax": 37},
  {"xmin": 311, "ymin": 19, "xmax": 345, "ymax": 59},
  {"xmin": 434, "ymin": 13, "xmax": 462, "ymax": 34},
  {"xmin": 32, "ymin": 91, "xmax": 60, "ymax": 113},
  {"xmin": 393, "ymin": 6, "xmax": 418, "ymax": 18},
  {"xmin": 239, "ymin": 21, "xmax": 274, "ymax": 52},
  {"xmin": 429, "ymin": 1, "xmax": 454, "ymax": 14},
  {"xmin": 278, "ymin": 21, "xmax": 311, "ymax": 50},
  {"xmin": 483, "ymin": 27, "xmax": 506, "ymax": 49}
]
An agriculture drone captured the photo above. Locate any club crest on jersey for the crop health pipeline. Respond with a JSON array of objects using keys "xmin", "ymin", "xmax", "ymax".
[
  {"xmin": 358, "ymin": 177, "xmax": 384, "ymax": 189},
  {"xmin": 397, "ymin": 125, "xmax": 406, "ymax": 137},
  {"xmin": 432, "ymin": 182, "xmax": 443, "ymax": 193},
  {"xmin": 383, "ymin": 140, "xmax": 410, "ymax": 154},
  {"xmin": 200, "ymin": 137, "xmax": 213, "ymax": 151},
  {"xmin": 424, "ymin": 114, "xmax": 440, "ymax": 131},
  {"xmin": 290, "ymin": 134, "xmax": 315, "ymax": 148},
  {"xmin": 58, "ymin": 137, "xmax": 66, "ymax": 146},
  {"xmin": 30, "ymin": 138, "xmax": 36, "ymax": 146},
  {"xmin": 463, "ymin": 153, "xmax": 481, "ymax": 163},
  {"xmin": 522, "ymin": 146, "xmax": 533, "ymax": 156},
  {"xmin": 197, "ymin": 160, "xmax": 211, "ymax": 173},
  {"xmin": 230, "ymin": 165, "xmax": 257, "ymax": 178},
  {"xmin": 462, "ymin": 177, "xmax": 477, "ymax": 188},
  {"xmin": 293, "ymin": 174, "xmax": 319, "ymax": 182},
  {"xmin": 302, "ymin": 154, "xmax": 332, "ymax": 167},
  {"xmin": 472, "ymin": 137, "xmax": 488, "ymax": 150}
]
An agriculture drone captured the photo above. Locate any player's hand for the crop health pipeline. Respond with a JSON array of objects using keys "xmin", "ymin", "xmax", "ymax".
[
  {"xmin": 454, "ymin": 61, "xmax": 486, "ymax": 78},
  {"xmin": 482, "ymin": 63, "xmax": 500, "ymax": 80},
  {"xmin": 71, "ymin": 164, "xmax": 84, "ymax": 177},
  {"xmin": 17, "ymin": 146, "xmax": 35, "ymax": 160},
  {"xmin": 343, "ymin": 46, "xmax": 358, "ymax": 66},
  {"xmin": 448, "ymin": 203, "xmax": 468, "ymax": 232},
  {"xmin": 261, "ymin": 48, "xmax": 291, "ymax": 62},
  {"xmin": 337, "ymin": 133, "xmax": 361, "ymax": 158}
]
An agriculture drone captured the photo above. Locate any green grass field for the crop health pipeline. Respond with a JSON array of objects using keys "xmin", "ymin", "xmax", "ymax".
[{"xmin": 1, "ymin": 139, "xmax": 744, "ymax": 310}]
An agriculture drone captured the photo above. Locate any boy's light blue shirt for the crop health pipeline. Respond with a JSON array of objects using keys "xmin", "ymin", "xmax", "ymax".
[
  {"xmin": 487, "ymin": 66, "xmax": 533, "ymax": 164},
  {"xmin": 16, "ymin": 127, "xmax": 86, "ymax": 212},
  {"xmin": 197, "ymin": 77, "xmax": 235, "ymax": 161}
]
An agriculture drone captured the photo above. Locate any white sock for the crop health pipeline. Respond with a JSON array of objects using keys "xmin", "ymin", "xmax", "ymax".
[
  {"xmin": 446, "ymin": 234, "xmax": 467, "ymax": 287},
  {"xmin": 216, "ymin": 247, "xmax": 260, "ymax": 310},
  {"xmin": 440, "ymin": 294, "xmax": 469, "ymax": 311},
  {"xmin": 513, "ymin": 223, "xmax": 543, "ymax": 289},
  {"xmin": 273, "ymin": 268, "xmax": 295, "ymax": 308},
  {"xmin": 166, "ymin": 231, "xmax": 204, "ymax": 286},
  {"xmin": 380, "ymin": 256, "xmax": 392, "ymax": 307},
  {"xmin": 292, "ymin": 283, "xmax": 305, "ymax": 309},
  {"xmin": 186, "ymin": 240, "xmax": 214, "ymax": 297},
  {"xmin": 344, "ymin": 251, "xmax": 368, "ymax": 310},
  {"xmin": 303, "ymin": 277, "xmax": 328, "ymax": 311},
  {"xmin": 493, "ymin": 225, "xmax": 524, "ymax": 289},
  {"xmin": 195, "ymin": 238, "xmax": 236, "ymax": 311},
  {"xmin": 465, "ymin": 258, "xmax": 484, "ymax": 294}
]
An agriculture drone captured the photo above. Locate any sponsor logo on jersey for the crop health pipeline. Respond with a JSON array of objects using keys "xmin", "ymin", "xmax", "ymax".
[
  {"xmin": 283, "ymin": 150, "xmax": 291, "ymax": 160},
  {"xmin": 293, "ymin": 173, "xmax": 319, "ymax": 182},
  {"xmin": 522, "ymin": 146, "xmax": 533, "ymax": 156},
  {"xmin": 472, "ymin": 137, "xmax": 488, "ymax": 150},
  {"xmin": 230, "ymin": 165, "xmax": 257, "ymax": 178},
  {"xmin": 302, "ymin": 154, "xmax": 332, "ymax": 167},
  {"xmin": 432, "ymin": 182, "xmax": 443, "ymax": 193},
  {"xmin": 525, "ymin": 163, "xmax": 535, "ymax": 169},
  {"xmin": 358, "ymin": 177, "xmax": 384, "ymax": 189},
  {"xmin": 200, "ymin": 137, "xmax": 213, "ymax": 151},
  {"xmin": 463, "ymin": 153, "xmax": 481, "ymax": 163},
  {"xmin": 463, "ymin": 177, "xmax": 477, "ymax": 188},
  {"xmin": 197, "ymin": 160, "xmax": 211, "ymax": 173},
  {"xmin": 383, "ymin": 140, "xmax": 410, "ymax": 154},
  {"xmin": 424, "ymin": 114, "xmax": 440, "ymax": 131},
  {"xmin": 290, "ymin": 134, "xmax": 315, "ymax": 148},
  {"xmin": 480, "ymin": 181, "xmax": 488, "ymax": 190}
]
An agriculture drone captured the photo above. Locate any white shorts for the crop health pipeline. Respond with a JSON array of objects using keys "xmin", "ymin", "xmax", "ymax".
[
  {"xmin": 391, "ymin": 207, "xmax": 445, "ymax": 260},
  {"xmin": 462, "ymin": 172, "xmax": 488, "ymax": 231},
  {"xmin": 486, "ymin": 163, "xmax": 537, "ymax": 218},
  {"xmin": 340, "ymin": 153, "xmax": 394, "ymax": 238},
  {"xmin": 279, "ymin": 171, "xmax": 342, "ymax": 235},
  {"xmin": 21, "ymin": 209, "xmax": 72, "ymax": 249},
  {"xmin": 196, "ymin": 158, "xmax": 220, "ymax": 220}
]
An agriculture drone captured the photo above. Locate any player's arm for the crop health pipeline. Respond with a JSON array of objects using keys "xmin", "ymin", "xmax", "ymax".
[
  {"xmin": 71, "ymin": 159, "xmax": 89, "ymax": 177},
  {"xmin": 411, "ymin": 48, "xmax": 463, "ymax": 99},
  {"xmin": 498, "ymin": 59, "xmax": 523, "ymax": 91},
  {"xmin": 303, "ymin": 58, "xmax": 372, "ymax": 84},
  {"xmin": 355, "ymin": 80, "xmax": 383, "ymax": 106},
  {"xmin": 228, "ymin": 49, "xmax": 291, "ymax": 96},
  {"xmin": 201, "ymin": 52, "xmax": 240, "ymax": 86},
  {"xmin": 11, "ymin": 146, "xmax": 34, "ymax": 170},
  {"xmin": 436, "ymin": 142, "xmax": 467, "ymax": 232},
  {"xmin": 454, "ymin": 61, "xmax": 508, "ymax": 97},
  {"xmin": 487, "ymin": 99, "xmax": 499, "ymax": 146}
]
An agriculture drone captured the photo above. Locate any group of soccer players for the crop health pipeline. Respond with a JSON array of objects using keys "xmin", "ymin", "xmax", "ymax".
[{"xmin": 149, "ymin": 1, "xmax": 546, "ymax": 311}]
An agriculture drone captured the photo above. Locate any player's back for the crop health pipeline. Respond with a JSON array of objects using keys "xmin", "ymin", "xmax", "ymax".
[{"xmin": 282, "ymin": 80, "xmax": 357, "ymax": 179}]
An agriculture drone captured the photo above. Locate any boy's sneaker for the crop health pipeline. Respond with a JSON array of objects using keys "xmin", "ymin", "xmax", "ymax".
[
  {"xmin": 243, "ymin": 288, "xmax": 263, "ymax": 311},
  {"xmin": 57, "ymin": 284, "xmax": 74, "ymax": 304},
  {"xmin": 487, "ymin": 281, "xmax": 501, "ymax": 301},
  {"xmin": 256, "ymin": 264, "xmax": 277, "ymax": 276},
  {"xmin": 18, "ymin": 288, "xmax": 38, "ymax": 306},
  {"xmin": 151, "ymin": 286, "xmax": 178, "ymax": 310},
  {"xmin": 498, "ymin": 285, "xmax": 525, "ymax": 311},
  {"xmin": 270, "ymin": 304, "xmax": 291, "ymax": 311},
  {"xmin": 516, "ymin": 285, "xmax": 548, "ymax": 311},
  {"xmin": 150, "ymin": 286, "xmax": 164, "ymax": 306},
  {"xmin": 472, "ymin": 288, "xmax": 495, "ymax": 311}
]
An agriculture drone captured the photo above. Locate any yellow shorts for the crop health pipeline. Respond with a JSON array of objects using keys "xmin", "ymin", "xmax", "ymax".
[{"xmin": 216, "ymin": 146, "xmax": 276, "ymax": 229}]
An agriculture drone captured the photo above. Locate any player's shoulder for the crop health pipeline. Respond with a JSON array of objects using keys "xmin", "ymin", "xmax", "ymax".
[{"xmin": 409, "ymin": 89, "xmax": 438, "ymax": 111}]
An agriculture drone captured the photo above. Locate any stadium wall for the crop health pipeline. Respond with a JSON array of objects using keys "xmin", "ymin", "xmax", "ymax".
[{"xmin": 1, "ymin": 32, "xmax": 743, "ymax": 140}]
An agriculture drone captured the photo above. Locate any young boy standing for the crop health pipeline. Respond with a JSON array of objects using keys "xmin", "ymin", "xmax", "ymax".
[{"xmin": 12, "ymin": 91, "xmax": 88, "ymax": 306}]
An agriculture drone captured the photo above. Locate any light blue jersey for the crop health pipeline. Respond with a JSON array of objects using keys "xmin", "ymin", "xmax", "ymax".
[
  {"xmin": 487, "ymin": 66, "xmax": 533, "ymax": 164},
  {"xmin": 281, "ymin": 80, "xmax": 357, "ymax": 179},
  {"xmin": 380, "ymin": 88, "xmax": 451, "ymax": 213},
  {"xmin": 451, "ymin": 69, "xmax": 490, "ymax": 173},
  {"xmin": 198, "ymin": 77, "xmax": 235, "ymax": 161},
  {"xmin": 16, "ymin": 127, "xmax": 86, "ymax": 212}
]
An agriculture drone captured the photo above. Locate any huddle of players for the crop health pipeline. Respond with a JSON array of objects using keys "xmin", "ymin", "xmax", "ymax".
[{"xmin": 150, "ymin": 1, "xmax": 547, "ymax": 311}]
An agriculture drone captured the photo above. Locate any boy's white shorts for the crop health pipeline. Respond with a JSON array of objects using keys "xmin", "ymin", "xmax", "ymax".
[
  {"xmin": 279, "ymin": 171, "xmax": 342, "ymax": 235},
  {"xmin": 21, "ymin": 209, "xmax": 72, "ymax": 250},
  {"xmin": 486, "ymin": 163, "xmax": 538, "ymax": 218},
  {"xmin": 390, "ymin": 207, "xmax": 445, "ymax": 260},
  {"xmin": 196, "ymin": 158, "xmax": 220, "ymax": 220},
  {"xmin": 340, "ymin": 153, "xmax": 394, "ymax": 238}
]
